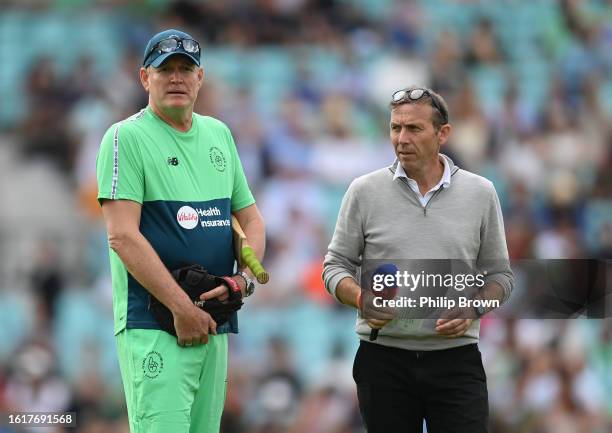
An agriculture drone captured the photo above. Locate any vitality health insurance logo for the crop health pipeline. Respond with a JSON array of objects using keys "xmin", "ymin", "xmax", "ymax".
[{"xmin": 176, "ymin": 206, "xmax": 199, "ymax": 229}]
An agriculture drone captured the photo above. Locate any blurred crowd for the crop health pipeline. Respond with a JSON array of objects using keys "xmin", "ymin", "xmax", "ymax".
[{"xmin": 0, "ymin": 0, "xmax": 611, "ymax": 432}]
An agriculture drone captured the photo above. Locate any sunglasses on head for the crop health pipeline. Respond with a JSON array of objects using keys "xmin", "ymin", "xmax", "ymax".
[
  {"xmin": 391, "ymin": 88, "xmax": 448, "ymax": 125},
  {"xmin": 145, "ymin": 36, "xmax": 200, "ymax": 65}
]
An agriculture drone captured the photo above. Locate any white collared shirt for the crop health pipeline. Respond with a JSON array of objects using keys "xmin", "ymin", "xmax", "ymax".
[{"xmin": 393, "ymin": 155, "xmax": 451, "ymax": 207}]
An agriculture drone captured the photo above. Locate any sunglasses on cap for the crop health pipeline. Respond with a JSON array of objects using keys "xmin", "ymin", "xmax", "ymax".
[
  {"xmin": 391, "ymin": 88, "xmax": 448, "ymax": 125},
  {"xmin": 144, "ymin": 36, "xmax": 200, "ymax": 66}
]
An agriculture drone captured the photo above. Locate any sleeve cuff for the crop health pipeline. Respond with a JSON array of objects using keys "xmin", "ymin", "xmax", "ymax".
[
  {"xmin": 327, "ymin": 271, "xmax": 356, "ymax": 303},
  {"xmin": 484, "ymin": 274, "xmax": 513, "ymax": 304}
]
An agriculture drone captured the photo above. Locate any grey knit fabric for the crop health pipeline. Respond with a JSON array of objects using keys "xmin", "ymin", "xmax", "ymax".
[{"xmin": 323, "ymin": 154, "xmax": 514, "ymax": 351}]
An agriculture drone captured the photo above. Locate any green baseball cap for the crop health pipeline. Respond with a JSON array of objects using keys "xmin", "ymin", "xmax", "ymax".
[{"xmin": 143, "ymin": 29, "xmax": 201, "ymax": 68}]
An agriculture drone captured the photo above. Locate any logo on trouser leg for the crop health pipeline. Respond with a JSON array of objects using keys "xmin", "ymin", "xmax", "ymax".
[{"xmin": 142, "ymin": 351, "xmax": 164, "ymax": 378}]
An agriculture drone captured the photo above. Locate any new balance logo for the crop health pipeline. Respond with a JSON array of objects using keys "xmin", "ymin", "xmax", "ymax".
[{"xmin": 167, "ymin": 157, "xmax": 179, "ymax": 166}]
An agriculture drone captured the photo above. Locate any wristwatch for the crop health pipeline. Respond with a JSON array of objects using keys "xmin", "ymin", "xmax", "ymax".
[
  {"xmin": 236, "ymin": 271, "xmax": 255, "ymax": 297},
  {"xmin": 473, "ymin": 304, "xmax": 487, "ymax": 319}
]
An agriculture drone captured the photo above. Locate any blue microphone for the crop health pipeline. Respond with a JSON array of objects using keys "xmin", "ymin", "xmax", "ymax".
[{"xmin": 369, "ymin": 263, "xmax": 398, "ymax": 341}]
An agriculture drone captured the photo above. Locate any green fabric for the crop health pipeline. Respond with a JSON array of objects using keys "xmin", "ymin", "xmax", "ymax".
[
  {"xmin": 96, "ymin": 106, "xmax": 253, "ymax": 205},
  {"xmin": 96, "ymin": 106, "xmax": 255, "ymax": 335},
  {"xmin": 116, "ymin": 329, "xmax": 228, "ymax": 433}
]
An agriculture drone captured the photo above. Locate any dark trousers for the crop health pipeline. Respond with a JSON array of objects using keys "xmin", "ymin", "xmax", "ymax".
[{"xmin": 353, "ymin": 341, "xmax": 489, "ymax": 433}]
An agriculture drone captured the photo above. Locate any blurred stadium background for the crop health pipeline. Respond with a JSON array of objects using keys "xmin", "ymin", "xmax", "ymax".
[{"xmin": 0, "ymin": 0, "xmax": 611, "ymax": 432}]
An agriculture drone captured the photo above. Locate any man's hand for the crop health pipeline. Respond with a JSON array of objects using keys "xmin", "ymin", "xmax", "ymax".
[
  {"xmin": 200, "ymin": 285, "xmax": 229, "ymax": 303},
  {"xmin": 435, "ymin": 307, "xmax": 475, "ymax": 337},
  {"xmin": 360, "ymin": 289, "xmax": 396, "ymax": 330},
  {"xmin": 335, "ymin": 277, "xmax": 396, "ymax": 331},
  {"xmin": 172, "ymin": 302, "xmax": 217, "ymax": 347},
  {"xmin": 200, "ymin": 276, "xmax": 246, "ymax": 302}
]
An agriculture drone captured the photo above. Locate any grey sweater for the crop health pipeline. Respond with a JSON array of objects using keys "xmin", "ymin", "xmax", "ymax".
[{"xmin": 323, "ymin": 154, "xmax": 514, "ymax": 351}]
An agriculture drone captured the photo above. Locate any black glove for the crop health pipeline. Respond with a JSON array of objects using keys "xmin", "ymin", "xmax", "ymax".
[{"xmin": 149, "ymin": 264, "xmax": 243, "ymax": 336}]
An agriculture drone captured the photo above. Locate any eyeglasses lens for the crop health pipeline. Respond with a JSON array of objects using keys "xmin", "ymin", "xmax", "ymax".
[
  {"xmin": 158, "ymin": 39, "xmax": 179, "ymax": 53},
  {"xmin": 408, "ymin": 89, "xmax": 425, "ymax": 100},
  {"xmin": 182, "ymin": 39, "xmax": 198, "ymax": 53},
  {"xmin": 392, "ymin": 90, "xmax": 406, "ymax": 102}
]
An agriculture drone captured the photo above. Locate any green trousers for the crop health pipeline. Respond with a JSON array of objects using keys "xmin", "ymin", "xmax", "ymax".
[{"xmin": 116, "ymin": 328, "xmax": 228, "ymax": 433}]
